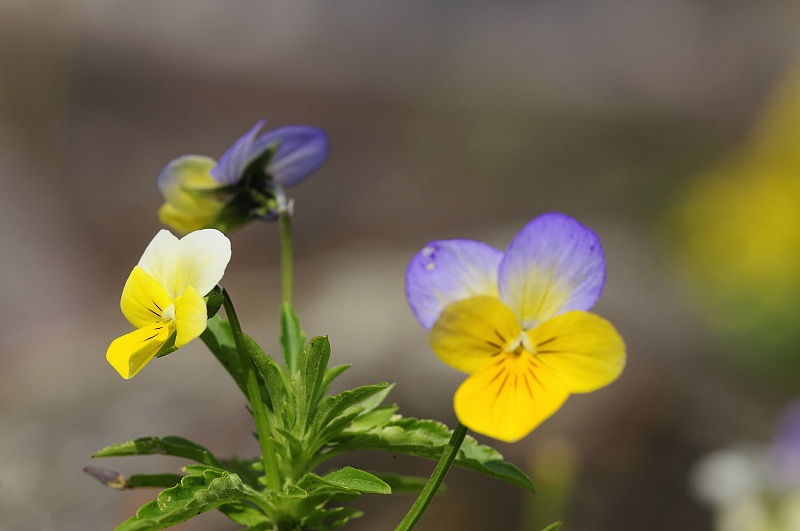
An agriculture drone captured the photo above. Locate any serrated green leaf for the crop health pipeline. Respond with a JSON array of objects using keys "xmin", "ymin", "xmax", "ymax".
[
  {"xmin": 280, "ymin": 302, "xmax": 305, "ymax": 375},
  {"xmin": 541, "ymin": 522, "xmax": 563, "ymax": 531},
  {"xmin": 330, "ymin": 418, "xmax": 536, "ymax": 493},
  {"xmin": 313, "ymin": 383, "xmax": 388, "ymax": 433},
  {"xmin": 93, "ymin": 436, "xmax": 222, "ymax": 468},
  {"xmin": 201, "ymin": 316, "xmax": 247, "ymax": 396},
  {"xmin": 114, "ymin": 468, "xmax": 265, "ymax": 531}
]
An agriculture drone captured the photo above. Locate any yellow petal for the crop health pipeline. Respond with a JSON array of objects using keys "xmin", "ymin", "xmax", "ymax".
[
  {"xmin": 454, "ymin": 352, "xmax": 570, "ymax": 442},
  {"xmin": 157, "ymin": 155, "xmax": 220, "ymax": 211},
  {"xmin": 430, "ymin": 296, "xmax": 521, "ymax": 374},
  {"xmin": 158, "ymin": 202, "xmax": 220, "ymax": 236},
  {"xmin": 173, "ymin": 285, "xmax": 208, "ymax": 347},
  {"xmin": 106, "ymin": 322, "xmax": 172, "ymax": 379},
  {"xmin": 528, "ymin": 310, "xmax": 625, "ymax": 393},
  {"xmin": 120, "ymin": 266, "xmax": 173, "ymax": 329}
]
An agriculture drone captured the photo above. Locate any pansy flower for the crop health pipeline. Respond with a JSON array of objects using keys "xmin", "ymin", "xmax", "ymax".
[
  {"xmin": 157, "ymin": 120, "xmax": 329, "ymax": 234},
  {"xmin": 406, "ymin": 213, "xmax": 625, "ymax": 442},
  {"xmin": 106, "ymin": 229, "xmax": 232, "ymax": 378}
]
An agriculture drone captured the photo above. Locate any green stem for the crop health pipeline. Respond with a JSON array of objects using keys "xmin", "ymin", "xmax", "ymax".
[
  {"xmin": 395, "ymin": 422, "xmax": 469, "ymax": 531},
  {"xmin": 222, "ymin": 289, "xmax": 281, "ymax": 492},
  {"xmin": 278, "ymin": 201, "xmax": 293, "ymax": 307}
]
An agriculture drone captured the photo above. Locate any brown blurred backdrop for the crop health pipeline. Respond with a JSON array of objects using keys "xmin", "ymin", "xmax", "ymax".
[{"xmin": 2, "ymin": 1, "xmax": 800, "ymax": 530}]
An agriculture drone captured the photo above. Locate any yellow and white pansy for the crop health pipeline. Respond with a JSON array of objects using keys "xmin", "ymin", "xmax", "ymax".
[{"xmin": 106, "ymin": 229, "xmax": 231, "ymax": 378}]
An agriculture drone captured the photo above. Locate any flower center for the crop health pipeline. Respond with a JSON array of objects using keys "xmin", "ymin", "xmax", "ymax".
[
  {"xmin": 161, "ymin": 304, "xmax": 176, "ymax": 323},
  {"xmin": 502, "ymin": 331, "xmax": 536, "ymax": 357}
]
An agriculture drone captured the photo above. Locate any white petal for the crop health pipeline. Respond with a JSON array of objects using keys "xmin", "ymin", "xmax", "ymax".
[
  {"xmin": 161, "ymin": 229, "xmax": 231, "ymax": 298},
  {"xmin": 137, "ymin": 230, "xmax": 179, "ymax": 286}
]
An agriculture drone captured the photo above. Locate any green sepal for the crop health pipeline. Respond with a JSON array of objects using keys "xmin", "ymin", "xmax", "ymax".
[
  {"xmin": 332, "ymin": 418, "xmax": 536, "ymax": 493},
  {"xmin": 93, "ymin": 436, "xmax": 223, "ymax": 468},
  {"xmin": 280, "ymin": 302, "xmax": 306, "ymax": 375},
  {"xmin": 114, "ymin": 466, "xmax": 266, "ymax": 531},
  {"xmin": 298, "ymin": 467, "xmax": 391, "ymax": 495},
  {"xmin": 153, "ymin": 332, "xmax": 177, "ymax": 359},
  {"xmin": 205, "ymin": 285, "xmax": 224, "ymax": 319},
  {"xmin": 541, "ymin": 522, "xmax": 563, "ymax": 531}
]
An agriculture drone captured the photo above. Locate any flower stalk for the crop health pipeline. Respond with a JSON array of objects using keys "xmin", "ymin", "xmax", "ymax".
[
  {"xmin": 278, "ymin": 194, "xmax": 294, "ymax": 307},
  {"xmin": 395, "ymin": 422, "xmax": 469, "ymax": 531},
  {"xmin": 221, "ymin": 288, "xmax": 281, "ymax": 492}
]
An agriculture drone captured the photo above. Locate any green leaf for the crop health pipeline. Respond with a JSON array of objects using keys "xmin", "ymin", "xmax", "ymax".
[
  {"xmin": 242, "ymin": 334, "xmax": 286, "ymax": 416},
  {"xmin": 313, "ymin": 383, "xmax": 388, "ymax": 433},
  {"xmin": 348, "ymin": 405, "xmax": 398, "ymax": 432},
  {"xmin": 219, "ymin": 457, "xmax": 262, "ymax": 489},
  {"xmin": 93, "ymin": 436, "xmax": 223, "ymax": 468},
  {"xmin": 354, "ymin": 382, "xmax": 394, "ymax": 414},
  {"xmin": 323, "ymin": 467, "xmax": 391, "ymax": 494},
  {"xmin": 280, "ymin": 302, "xmax": 305, "ymax": 375},
  {"xmin": 298, "ymin": 467, "xmax": 390, "ymax": 495},
  {"xmin": 114, "ymin": 467, "xmax": 265, "ymax": 531},
  {"xmin": 315, "ymin": 408, "xmax": 365, "ymax": 444},
  {"xmin": 201, "ymin": 316, "xmax": 247, "ymax": 396},
  {"xmin": 333, "ymin": 418, "xmax": 536, "ymax": 493},
  {"xmin": 541, "ymin": 522, "xmax": 563, "ymax": 531},
  {"xmin": 294, "ymin": 336, "xmax": 331, "ymax": 429},
  {"xmin": 217, "ymin": 501, "xmax": 270, "ymax": 527},
  {"xmin": 300, "ymin": 505, "xmax": 363, "ymax": 531}
]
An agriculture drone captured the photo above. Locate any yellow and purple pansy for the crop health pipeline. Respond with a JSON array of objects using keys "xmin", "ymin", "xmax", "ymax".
[
  {"xmin": 157, "ymin": 120, "xmax": 328, "ymax": 234},
  {"xmin": 106, "ymin": 229, "xmax": 231, "ymax": 379},
  {"xmin": 405, "ymin": 213, "xmax": 625, "ymax": 442}
]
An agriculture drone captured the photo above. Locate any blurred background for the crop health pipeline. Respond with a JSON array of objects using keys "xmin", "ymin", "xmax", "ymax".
[{"xmin": 3, "ymin": 1, "xmax": 800, "ymax": 529}]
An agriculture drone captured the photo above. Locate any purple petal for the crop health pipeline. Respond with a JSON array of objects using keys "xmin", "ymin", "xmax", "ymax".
[
  {"xmin": 498, "ymin": 213, "xmax": 605, "ymax": 328},
  {"xmin": 405, "ymin": 239, "xmax": 503, "ymax": 330},
  {"xmin": 251, "ymin": 125, "xmax": 329, "ymax": 187},
  {"xmin": 209, "ymin": 120, "xmax": 266, "ymax": 185}
]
